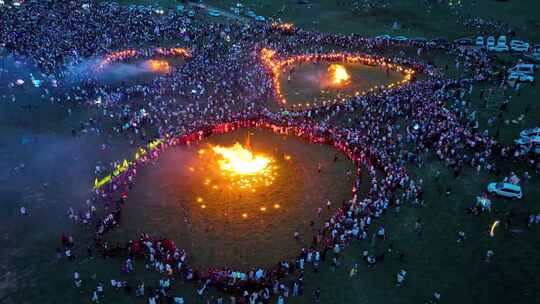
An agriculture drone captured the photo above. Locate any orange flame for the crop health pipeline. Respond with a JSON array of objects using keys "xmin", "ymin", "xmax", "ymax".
[
  {"xmin": 145, "ymin": 60, "xmax": 171, "ymax": 74},
  {"xmin": 328, "ymin": 64, "xmax": 351, "ymax": 86},
  {"xmin": 212, "ymin": 143, "xmax": 271, "ymax": 175},
  {"xmin": 201, "ymin": 143, "xmax": 278, "ymax": 190}
]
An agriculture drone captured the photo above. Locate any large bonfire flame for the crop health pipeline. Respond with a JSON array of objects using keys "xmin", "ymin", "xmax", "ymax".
[
  {"xmin": 328, "ymin": 64, "xmax": 351, "ymax": 86},
  {"xmin": 212, "ymin": 143, "xmax": 271, "ymax": 175},
  {"xmin": 145, "ymin": 59, "xmax": 171, "ymax": 74}
]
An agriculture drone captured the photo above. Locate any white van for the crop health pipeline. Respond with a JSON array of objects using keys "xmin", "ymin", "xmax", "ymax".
[
  {"xmin": 508, "ymin": 63, "xmax": 535, "ymax": 75},
  {"xmin": 497, "ymin": 35, "xmax": 507, "ymax": 47},
  {"xmin": 487, "ymin": 36, "xmax": 495, "ymax": 50},
  {"xmin": 475, "ymin": 36, "xmax": 484, "ymax": 47},
  {"xmin": 510, "ymin": 40, "xmax": 530, "ymax": 52},
  {"xmin": 507, "ymin": 72, "xmax": 534, "ymax": 83}
]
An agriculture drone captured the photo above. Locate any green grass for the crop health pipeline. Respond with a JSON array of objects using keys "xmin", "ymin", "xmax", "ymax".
[
  {"xmin": 115, "ymin": 0, "xmax": 540, "ymax": 41},
  {"xmin": 205, "ymin": 0, "xmax": 540, "ymax": 41}
]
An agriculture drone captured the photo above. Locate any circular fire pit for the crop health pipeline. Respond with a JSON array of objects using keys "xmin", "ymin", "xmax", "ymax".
[{"xmin": 108, "ymin": 128, "xmax": 355, "ymax": 269}]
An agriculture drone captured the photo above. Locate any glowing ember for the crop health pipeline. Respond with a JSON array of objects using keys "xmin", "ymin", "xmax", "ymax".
[
  {"xmin": 328, "ymin": 64, "xmax": 351, "ymax": 86},
  {"xmin": 192, "ymin": 142, "xmax": 278, "ymax": 193},
  {"xmin": 212, "ymin": 143, "xmax": 272, "ymax": 175},
  {"xmin": 191, "ymin": 143, "xmax": 279, "ymax": 191},
  {"xmin": 145, "ymin": 59, "xmax": 171, "ymax": 74}
]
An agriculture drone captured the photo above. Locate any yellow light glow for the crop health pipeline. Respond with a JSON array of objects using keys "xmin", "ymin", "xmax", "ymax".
[
  {"xmin": 197, "ymin": 197, "xmax": 204, "ymax": 203},
  {"xmin": 274, "ymin": 204, "xmax": 280, "ymax": 209},
  {"xmin": 145, "ymin": 59, "xmax": 171, "ymax": 74},
  {"xmin": 242, "ymin": 213, "xmax": 248, "ymax": 218},
  {"xmin": 328, "ymin": 64, "xmax": 351, "ymax": 86},
  {"xmin": 260, "ymin": 207, "xmax": 267, "ymax": 211},
  {"xmin": 212, "ymin": 143, "xmax": 271, "ymax": 175},
  {"xmin": 490, "ymin": 220, "xmax": 500, "ymax": 237},
  {"xmin": 194, "ymin": 142, "xmax": 279, "ymax": 197},
  {"xmin": 201, "ymin": 204, "xmax": 207, "ymax": 209}
]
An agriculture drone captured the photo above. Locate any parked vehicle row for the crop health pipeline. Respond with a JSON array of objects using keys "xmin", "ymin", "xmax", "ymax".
[
  {"xmin": 228, "ymin": 3, "xmax": 265, "ymax": 21},
  {"xmin": 515, "ymin": 127, "xmax": 540, "ymax": 155},
  {"xmin": 375, "ymin": 34, "xmax": 534, "ymax": 55},
  {"xmin": 507, "ymin": 63, "xmax": 536, "ymax": 83}
]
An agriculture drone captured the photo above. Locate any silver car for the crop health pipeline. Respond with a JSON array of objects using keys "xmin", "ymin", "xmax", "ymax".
[{"xmin": 487, "ymin": 182, "xmax": 523, "ymax": 199}]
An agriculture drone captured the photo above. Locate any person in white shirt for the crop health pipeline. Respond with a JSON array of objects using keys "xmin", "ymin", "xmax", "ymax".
[
  {"xmin": 91, "ymin": 291, "xmax": 99, "ymax": 303},
  {"xmin": 396, "ymin": 269, "xmax": 407, "ymax": 286},
  {"xmin": 173, "ymin": 296, "xmax": 184, "ymax": 304}
]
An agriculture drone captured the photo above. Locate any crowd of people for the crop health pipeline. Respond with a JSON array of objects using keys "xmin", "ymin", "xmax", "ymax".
[{"xmin": 1, "ymin": 1, "xmax": 537, "ymax": 303}]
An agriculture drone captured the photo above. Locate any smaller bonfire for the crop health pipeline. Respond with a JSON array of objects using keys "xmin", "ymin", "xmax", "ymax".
[{"xmin": 327, "ymin": 64, "xmax": 351, "ymax": 87}]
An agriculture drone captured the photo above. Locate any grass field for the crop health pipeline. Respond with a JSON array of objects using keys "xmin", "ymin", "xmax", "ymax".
[
  {"xmin": 204, "ymin": 0, "xmax": 540, "ymax": 41},
  {"xmin": 1, "ymin": 1, "xmax": 539, "ymax": 304},
  {"xmin": 110, "ymin": 0, "xmax": 540, "ymax": 40}
]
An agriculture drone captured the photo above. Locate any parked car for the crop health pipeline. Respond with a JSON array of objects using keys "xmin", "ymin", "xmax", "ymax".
[
  {"xmin": 515, "ymin": 137, "xmax": 530, "ymax": 146},
  {"xmin": 520, "ymin": 127, "xmax": 540, "ymax": 139},
  {"xmin": 476, "ymin": 36, "xmax": 484, "ymax": 47},
  {"xmin": 515, "ymin": 135, "xmax": 540, "ymax": 144},
  {"xmin": 497, "ymin": 35, "xmax": 507, "ymax": 47},
  {"xmin": 487, "ymin": 182, "xmax": 523, "ymax": 199},
  {"xmin": 208, "ymin": 10, "xmax": 221, "ymax": 17},
  {"xmin": 507, "ymin": 72, "xmax": 534, "ymax": 82},
  {"xmin": 492, "ymin": 44, "xmax": 509, "ymax": 52},
  {"xmin": 527, "ymin": 135, "xmax": 540, "ymax": 144},
  {"xmin": 246, "ymin": 10, "xmax": 257, "ymax": 18},
  {"xmin": 255, "ymin": 15, "xmax": 265, "ymax": 22},
  {"xmin": 391, "ymin": 36, "xmax": 408, "ymax": 42},
  {"xmin": 430, "ymin": 37, "xmax": 450, "ymax": 47},
  {"xmin": 508, "ymin": 63, "xmax": 535, "ymax": 75},
  {"xmin": 523, "ymin": 45, "xmax": 540, "ymax": 62},
  {"xmin": 486, "ymin": 36, "xmax": 495, "ymax": 50},
  {"xmin": 516, "ymin": 135, "xmax": 540, "ymax": 144},
  {"xmin": 454, "ymin": 37, "xmax": 474, "ymax": 46},
  {"xmin": 510, "ymin": 40, "xmax": 530, "ymax": 52},
  {"xmin": 375, "ymin": 35, "xmax": 391, "ymax": 41},
  {"xmin": 187, "ymin": 10, "xmax": 195, "ymax": 17}
]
